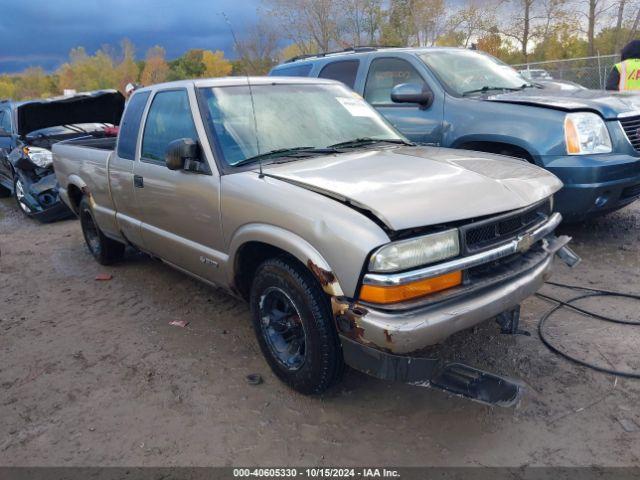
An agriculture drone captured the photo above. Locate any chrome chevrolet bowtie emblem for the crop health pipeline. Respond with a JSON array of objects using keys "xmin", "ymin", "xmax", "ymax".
[{"xmin": 516, "ymin": 233, "xmax": 534, "ymax": 253}]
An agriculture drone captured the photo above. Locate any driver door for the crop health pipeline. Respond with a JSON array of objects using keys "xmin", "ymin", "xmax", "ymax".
[
  {"xmin": 133, "ymin": 88, "xmax": 225, "ymax": 284},
  {"xmin": 363, "ymin": 56, "xmax": 444, "ymax": 145}
]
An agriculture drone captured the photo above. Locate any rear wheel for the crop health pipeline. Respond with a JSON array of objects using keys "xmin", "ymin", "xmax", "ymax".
[
  {"xmin": 250, "ymin": 257, "xmax": 344, "ymax": 394},
  {"xmin": 79, "ymin": 196, "xmax": 125, "ymax": 265},
  {"xmin": 14, "ymin": 176, "xmax": 34, "ymax": 218}
]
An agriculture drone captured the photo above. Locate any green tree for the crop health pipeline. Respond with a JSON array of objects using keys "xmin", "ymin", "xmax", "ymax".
[
  {"xmin": 58, "ymin": 45, "xmax": 117, "ymax": 92},
  {"xmin": 16, "ymin": 67, "xmax": 55, "ymax": 99},
  {"xmin": 202, "ymin": 50, "xmax": 233, "ymax": 77},
  {"xmin": 0, "ymin": 76, "xmax": 16, "ymax": 99},
  {"xmin": 434, "ymin": 30, "xmax": 465, "ymax": 47},
  {"xmin": 168, "ymin": 49, "xmax": 206, "ymax": 80},
  {"xmin": 380, "ymin": 0, "xmax": 413, "ymax": 46}
]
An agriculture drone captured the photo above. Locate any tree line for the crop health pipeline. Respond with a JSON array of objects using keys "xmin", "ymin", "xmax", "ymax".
[
  {"xmin": 265, "ymin": 0, "xmax": 640, "ymax": 62},
  {"xmin": 0, "ymin": 40, "xmax": 234, "ymax": 101},
  {"xmin": 2, "ymin": 0, "xmax": 639, "ymax": 100}
]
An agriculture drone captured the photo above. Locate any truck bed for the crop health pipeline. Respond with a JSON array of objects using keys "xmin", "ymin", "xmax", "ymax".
[
  {"xmin": 52, "ymin": 137, "xmax": 117, "ymax": 227},
  {"xmin": 60, "ymin": 136, "xmax": 117, "ymax": 150}
]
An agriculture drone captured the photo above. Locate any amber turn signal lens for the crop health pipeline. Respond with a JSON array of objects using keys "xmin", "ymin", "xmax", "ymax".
[
  {"xmin": 360, "ymin": 271, "xmax": 462, "ymax": 304},
  {"xmin": 564, "ymin": 117, "xmax": 581, "ymax": 154}
]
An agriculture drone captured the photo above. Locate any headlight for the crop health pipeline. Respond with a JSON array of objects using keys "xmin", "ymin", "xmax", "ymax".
[
  {"xmin": 564, "ymin": 112, "xmax": 612, "ymax": 155},
  {"xmin": 23, "ymin": 147, "xmax": 53, "ymax": 168},
  {"xmin": 369, "ymin": 228, "xmax": 460, "ymax": 273}
]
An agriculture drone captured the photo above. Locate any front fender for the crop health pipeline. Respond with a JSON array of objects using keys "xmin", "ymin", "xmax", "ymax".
[
  {"xmin": 227, "ymin": 223, "xmax": 345, "ymax": 296},
  {"xmin": 444, "ymin": 96, "xmax": 570, "ymax": 163},
  {"xmin": 450, "ymin": 133, "xmax": 538, "ymax": 159}
]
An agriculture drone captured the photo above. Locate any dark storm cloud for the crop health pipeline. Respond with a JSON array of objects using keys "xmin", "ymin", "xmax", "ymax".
[{"xmin": 0, "ymin": 0, "xmax": 260, "ymax": 73}]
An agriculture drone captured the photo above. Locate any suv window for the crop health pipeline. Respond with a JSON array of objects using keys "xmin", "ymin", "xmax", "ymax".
[
  {"xmin": 142, "ymin": 90, "xmax": 198, "ymax": 164},
  {"xmin": 364, "ymin": 58, "xmax": 427, "ymax": 105},
  {"xmin": 117, "ymin": 91, "xmax": 150, "ymax": 160},
  {"xmin": 0, "ymin": 110, "xmax": 11, "ymax": 132},
  {"xmin": 271, "ymin": 64, "xmax": 313, "ymax": 77},
  {"xmin": 319, "ymin": 60, "xmax": 359, "ymax": 88}
]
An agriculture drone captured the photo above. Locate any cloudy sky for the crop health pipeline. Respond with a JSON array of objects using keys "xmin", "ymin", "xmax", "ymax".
[{"xmin": 0, "ymin": 0, "xmax": 261, "ymax": 73}]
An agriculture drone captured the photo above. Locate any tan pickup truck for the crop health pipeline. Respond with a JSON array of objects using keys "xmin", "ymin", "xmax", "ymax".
[{"xmin": 52, "ymin": 77, "xmax": 577, "ymax": 405}]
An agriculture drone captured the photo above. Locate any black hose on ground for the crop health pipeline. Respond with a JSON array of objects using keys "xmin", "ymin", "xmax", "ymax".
[{"xmin": 536, "ymin": 281, "xmax": 640, "ymax": 379}]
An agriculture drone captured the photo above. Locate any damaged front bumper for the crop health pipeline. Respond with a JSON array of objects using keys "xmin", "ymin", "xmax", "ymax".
[
  {"xmin": 336, "ymin": 213, "xmax": 566, "ymax": 354},
  {"xmin": 340, "ymin": 252, "xmax": 554, "ymax": 354},
  {"xmin": 334, "ymin": 212, "xmax": 579, "ymax": 405},
  {"xmin": 15, "ymin": 171, "xmax": 74, "ymax": 223}
]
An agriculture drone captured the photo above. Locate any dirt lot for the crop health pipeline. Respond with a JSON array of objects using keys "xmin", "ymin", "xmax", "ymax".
[{"xmin": 1, "ymin": 196, "xmax": 639, "ymax": 467}]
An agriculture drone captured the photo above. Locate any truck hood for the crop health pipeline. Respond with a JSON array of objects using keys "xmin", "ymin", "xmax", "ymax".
[
  {"xmin": 16, "ymin": 90, "xmax": 125, "ymax": 136},
  {"xmin": 485, "ymin": 88, "xmax": 640, "ymax": 120},
  {"xmin": 264, "ymin": 146, "xmax": 562, "ymax": 231}
]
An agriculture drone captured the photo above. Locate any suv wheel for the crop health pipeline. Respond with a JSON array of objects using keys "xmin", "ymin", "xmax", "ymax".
[
  {"xmin": 79, "ymin": 196, "xmax": 125, "ymax": 265},
  {"xmin": 250, "ymin": 257, "xmax": 344, "ymax": 394},
  {"xmin": 14, "ymin": 176, "xmax": 34, "ymax": 217}
]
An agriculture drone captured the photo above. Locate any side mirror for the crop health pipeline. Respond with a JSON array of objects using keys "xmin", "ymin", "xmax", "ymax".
[
  {"xmin": 165, "ymin": 138, "xmax": 200, "ymax": 171},
  {"xmin": 391, "ymin": 83, "xmax": 434, "ymax": 109}
]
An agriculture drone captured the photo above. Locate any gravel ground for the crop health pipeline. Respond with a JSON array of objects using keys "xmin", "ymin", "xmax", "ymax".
[{"xmin": 1, "ymin": 197, "xmax": 639, "ymax": 467}]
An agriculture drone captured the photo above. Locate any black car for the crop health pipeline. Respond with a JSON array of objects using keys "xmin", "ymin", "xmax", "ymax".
[{"xmin": 0, "ymin": 90, "xmax": 124, "ymax": 222}]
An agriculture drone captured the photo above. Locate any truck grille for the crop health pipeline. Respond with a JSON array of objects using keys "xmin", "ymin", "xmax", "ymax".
[
  {"xmin": 619, "ymin": 116, "xmax": 640, "ymax": 151},
  {"xmin": 461, "ymin": 199, "xmax": 552, "ymax": 253}
]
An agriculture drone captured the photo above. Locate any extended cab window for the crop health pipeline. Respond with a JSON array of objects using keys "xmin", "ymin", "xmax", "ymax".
[
  {"xmin": 117, "ymin": 91, "xmax": 150, "ymax": 160},
  {"xmin": 364, "ymin": 58, "xmax": 427, "ymax": 105},
  {"xmin": 142, "ymin": 90, "xmax": 197, "ymax": 164},
  {"xmin": 270, "ymin": 64, "xmax": 313, "ymax": 77},
  {"xmin": 319, "ymin": 60, "xmax": 359, "ymax": 88}
]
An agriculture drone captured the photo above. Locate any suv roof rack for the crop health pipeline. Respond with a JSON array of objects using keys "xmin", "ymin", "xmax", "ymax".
[{"xmin": 284, "ymin": 45, "xmax": 400, "ymax": 63}]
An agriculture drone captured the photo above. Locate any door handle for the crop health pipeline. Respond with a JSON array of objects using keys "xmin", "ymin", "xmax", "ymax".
[{"xmin": 134, "ymin": 175, "xmax": 144, "ymax": 188}]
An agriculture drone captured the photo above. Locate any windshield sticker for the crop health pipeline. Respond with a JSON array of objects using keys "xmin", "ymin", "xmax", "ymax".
[{"xmin": 336, "ymin": 97, "xmax": 376, "ymax": 117}]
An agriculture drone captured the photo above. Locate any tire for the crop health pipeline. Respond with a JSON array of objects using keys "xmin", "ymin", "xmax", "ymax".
[
  {"xmin": 79, "ymin": 196, "xmax": 125, "ymax": 265},
  {"xmin": 0, "ymin": 181, "xmax": 10, "ymax": 198},
  {"xmin": 250, "ymin": 257, "xmax": 344, "ymax": 395},
  {"xmin": 13, "ymin": 175, "xmax": 34, "ymax": 218}
]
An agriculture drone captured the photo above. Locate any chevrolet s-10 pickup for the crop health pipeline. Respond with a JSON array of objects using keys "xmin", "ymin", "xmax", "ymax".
[{"xmin": 52, "ymin": 77, "xmax": 578, "ymax": 405}]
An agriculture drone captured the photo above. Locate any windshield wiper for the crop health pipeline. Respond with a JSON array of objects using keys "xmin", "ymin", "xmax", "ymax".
[
  {"xmin": 462, "ymin": 86, "xmax": 525, "ymax": 96},
  {"xmin": 63, "ymin": 124, "xmax": 88, "ymax": 134},
  {"xmin": 233, "ymin": 146, "xmax": 338, "ymax": 167},
  {"xmin": 328, "ymin": 137, "xmax": 413, "ymax": 149}
]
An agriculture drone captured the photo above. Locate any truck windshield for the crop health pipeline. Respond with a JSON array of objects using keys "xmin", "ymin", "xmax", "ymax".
[
  {"xmin": 198, "ymin": 83, "xmax": 405, "ymax": 166},
  {"xmin": 419, "ymin": 50, "xmax": 532, "ymax": 96}
]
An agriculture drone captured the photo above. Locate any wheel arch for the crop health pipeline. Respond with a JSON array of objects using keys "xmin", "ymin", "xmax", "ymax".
[
  {"xmin": 65, "ymin": 174, "xmax": 89, "ymax": 214},
  {"xmin": 452, "ymin": 135, "xmax": 539, "ymax": 164},
  {"xmin": 228, "ymin": 224, "xmax": 344, "ymax": 300}
]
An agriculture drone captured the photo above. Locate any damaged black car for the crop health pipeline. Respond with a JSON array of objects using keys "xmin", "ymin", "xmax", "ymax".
[{"xmin": 0, "ymin": 90, "xmax": 124, "ymax": 222}]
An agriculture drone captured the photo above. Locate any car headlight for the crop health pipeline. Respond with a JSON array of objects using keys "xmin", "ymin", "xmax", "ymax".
[
  {"xmin": 368, "ymin": 228, "xmax": 460, "ymax": 273},
  {"xmin": 23, "ymin": 147, "xmax": 53, "ymax": 168},
  {"xmin": 564, "ymin": 112, "xmax": 612, "ymax": 155}
]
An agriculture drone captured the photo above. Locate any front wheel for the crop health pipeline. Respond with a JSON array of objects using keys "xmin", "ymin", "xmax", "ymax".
[
  {"xmin": 79, "ymin": 197, "xmax": 125, "ymax": 265},
  {"xmin": 14, "ymin": 176, "xmax": 34, "ymax": 218},
  {"xmin": 250, "ymin": 257, "xmax": 344, "ymax": 395}
]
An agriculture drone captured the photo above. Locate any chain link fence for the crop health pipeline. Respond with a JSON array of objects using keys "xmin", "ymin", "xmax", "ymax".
[{"xmin": 512, "ymin": 54, "xmax": 620, "ymax": 90}]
